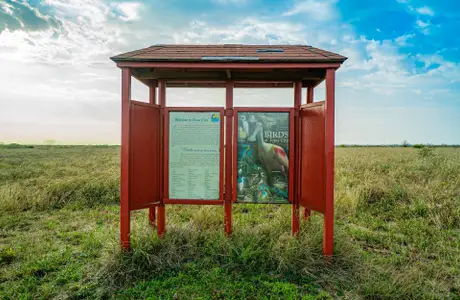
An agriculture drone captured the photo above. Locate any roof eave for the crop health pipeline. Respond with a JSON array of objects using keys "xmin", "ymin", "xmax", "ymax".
[{"xmin": 110, "ymin": 57, "xmax": 348, "ymax": 64}]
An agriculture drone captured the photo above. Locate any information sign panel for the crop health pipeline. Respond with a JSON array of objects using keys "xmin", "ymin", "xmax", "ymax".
[
  {"xmin": 168, "ymin": 111, "xmax": 221, "ymax": 200},
  {"xmin": 236, "ymin": 112, "xmax": 290, "ymax": 204}
]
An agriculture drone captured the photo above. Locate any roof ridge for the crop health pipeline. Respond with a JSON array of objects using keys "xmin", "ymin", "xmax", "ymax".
[{"xmin": 149, "ymin": 44, "xmax": 313, "ymax": 47}]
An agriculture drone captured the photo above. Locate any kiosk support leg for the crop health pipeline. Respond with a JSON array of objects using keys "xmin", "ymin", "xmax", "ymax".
[
  {"xmin": 224, "ymin": 81, "xmax": 233, "ymax": 236},
  {"xmin": 157, "ymin": 80, "xmax": 166, "ymax": 237},
  {"xmin": 291, "ymin": 205, "xmax": 300, "ymax": 236},
  {"xmin": 120, "ymin": 68, "xmax": 131, "ymax": 250},
  {"xmin": 292, "ymin": 81, "xmax": 302, "ymax": 236},
  {"xmin": 149, "ymin": 207, "xmax": 156, "ymax": 227},
  {"xmin": 303, "ymin": 85, "xmax": 314, "ymax": 221},
  {"xmin": 157, "ymin": 205, "xmax": 165, "ymax": 237},
  {"xmin": 324, "ymin": 69, "xmax": 335, "ymax": 256}
]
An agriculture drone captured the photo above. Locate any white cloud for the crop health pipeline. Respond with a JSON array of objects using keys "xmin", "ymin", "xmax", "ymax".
[
  {"xmin": 415, "ymin": 54, "xmax": 460, "ymax": 83},
  {"xmin": 282, "ymin": 0, "xmax": 337, "ymax": 21},
  {"xmin": 0, "ymin": 0, "xmax": 458, "ymax": 144},
  {"xmin": 416, "ymin": 6, "xmax": 434, "ymax": 16},
  {"xmin": 170, "ymin": 17, "xmax": 457, "ymax": 102},
  {"xmin": 416, "ymin": 19, "xmax": 431, "ymax": 34},
  {"xmin": 172, "ymin": 18, "xmax": 306, "ymax": 44},
  {"xmin": 0, "ymin": 0, "xmax": 130, "ymax": 144},
  {"xmin": 335, "ymin": 32, "xmax": 460, "ymax": 100},
  {"xmin": 416, "ymin": 19, "xmax": 429, "ymax": 28},
  {"xmin": 0, "ymin": 2, "xmax": 14, "ymax": 15},
  {"xmin": 397, "ymin": 2, "xmax": 435, "ymax": 35},
  {"xmin": 212, "ymin": 0, "xmax": 249, "ymax": 4},
  {"xmin": 113, "ymin": 2, "xmax": 143, "ymax": 22},
  {"xmin": 395, "ymin": 33, "xmax": 415, "ymax": 46},
  {"xmin": 44, "ymin": 0, "xmax": 110, "ymax": 24},
  {"xmin": 0, "ymin": 0, "xmax": 124, "ymax": 66}
]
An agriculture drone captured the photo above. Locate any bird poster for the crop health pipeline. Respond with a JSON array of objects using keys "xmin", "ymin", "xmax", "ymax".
[{"xmin": 236, "ymin": 112, "xmax": 290, "ymax": 204}]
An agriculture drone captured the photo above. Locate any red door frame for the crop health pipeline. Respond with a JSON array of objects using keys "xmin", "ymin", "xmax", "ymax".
[{"xmin": 163, "ymin": 107, "xmax": 225, "ymax": 205}]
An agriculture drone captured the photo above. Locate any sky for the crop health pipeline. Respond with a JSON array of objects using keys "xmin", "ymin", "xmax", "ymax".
[{"xmin": 0, "ymin": 0, "xmax": 459, "ymax": 145}]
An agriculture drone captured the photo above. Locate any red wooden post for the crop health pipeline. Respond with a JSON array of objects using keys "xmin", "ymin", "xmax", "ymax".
[
  {"xmin": 324, "ymin": 69, "xmax": 335, "ymax": 256},
  {"xmin": 148, "ymin": 80, "xmax": 157, "ymax": 227},
  {"xmin": 292, "ymin": 81, "xmax": 302, "ymax": 236},
  {"xmin": 120, "ymin": 68, "xmax": 131, "ymax": 250},
  {"xmin": 148, "ymin": 207, "xmax": 156, "ymax": 227},
  {"xmin": 303, "ymin": 85, "xmax": 314, "ymax": 220},
  {"xmin": 157, "ymin": 80, "xmax": 166, "ymax": 237},
  {"xmin": 307, "ymin": 85, "xmax": 314, "ymax": 104},
  {"xmin": 149, "ymin": 79, "xmax": 157, "ymax": 104},
  {"xmin": 224, "ymin": 81, "xmax": 233, "ymax": 236}
]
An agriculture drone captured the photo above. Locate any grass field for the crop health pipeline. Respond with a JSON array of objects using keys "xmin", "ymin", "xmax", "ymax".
[{"xmin": 0, "ymin": 146, "xmax": 459, "ymax": 299}]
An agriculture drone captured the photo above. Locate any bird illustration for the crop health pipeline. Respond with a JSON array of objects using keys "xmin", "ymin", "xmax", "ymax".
[
  {"xmin": 253, "ymin": 122, "xmax": 289, "ymax": 187},
  {"xmin": 238, "ymin": 144, "xmax": 254, "ymax": 167},
  {"xmin": 273, "ymin": 181, "xmax": 288, "ymax": 199},
  {"xmin": 255, "ymin": 167, "xmax": 271, "ymax": 200},
  {"xmin": 237, "ymin": 176, "xmax": 248, "ymax": 192},
  {"xmin": 255, "ymin": 114, "xmax": 277, "ymax": 130},
  {"xmin": 256, "ymin": 182, "xmax": 271, "ymax": 200},
  {"xmin": 238, "ymin": 115, "xmax": 250, "ymax": 142},
  {"xmin": 240, "ymin": 115, "xmax": 250, "ymax": 137},
  {"xmin": 238, "ymin": 126, "xmax": 248, "ymax": 141},
  {"xmin": 247, "ymin": 114, "xmax": 259, "ymax": 142}
]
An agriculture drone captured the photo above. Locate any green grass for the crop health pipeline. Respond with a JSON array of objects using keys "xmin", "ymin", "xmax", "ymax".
[{"xmin": 0, "ymin": 146, "xmax": 459, "ymax": 299}]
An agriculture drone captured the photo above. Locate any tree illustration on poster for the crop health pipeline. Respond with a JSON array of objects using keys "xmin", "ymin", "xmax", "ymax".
[{"xmin": 236, "ymin": 112, "xmax": 290, "ymax": 204}]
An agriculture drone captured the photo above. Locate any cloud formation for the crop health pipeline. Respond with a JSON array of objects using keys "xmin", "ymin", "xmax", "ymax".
[
  {"xmin": 0, "ymin": 0, "xmax": 458, "ymax": 144},
  {"xmin": 283, "ymin": 0, "xmax": 338, "ymax": 20},
  {"xmin": 416, "ymin": 6, "xmax": 434, "ymax": 16},
  {"xmin": 112, "ymin": 2, "xmax": 143, "ymax": 22}
]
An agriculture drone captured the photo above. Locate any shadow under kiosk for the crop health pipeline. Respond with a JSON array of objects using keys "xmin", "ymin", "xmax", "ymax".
[{"xmin": 110, "ymin": 44, "xmax": 347, "ymax": 256}]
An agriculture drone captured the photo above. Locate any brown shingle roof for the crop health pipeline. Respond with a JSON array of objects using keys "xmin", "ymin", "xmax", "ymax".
[{"xmin": 111, "ymin": 44, "xmax": 347, "ymax": 63}]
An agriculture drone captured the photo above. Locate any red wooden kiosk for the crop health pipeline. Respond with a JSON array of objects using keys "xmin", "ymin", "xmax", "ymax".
[{"xmin": 111, "ymin": 45, "xmax": 347, "ymax": 256}]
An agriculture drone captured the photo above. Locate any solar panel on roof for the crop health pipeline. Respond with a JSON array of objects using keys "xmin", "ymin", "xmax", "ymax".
[
  {"xmin": 201, "ymin": 56, "xmax": 260, "ymax": 61},
  {"xmin": 256, "ymin": 49, "xmax": 284, "ymax": 53}
]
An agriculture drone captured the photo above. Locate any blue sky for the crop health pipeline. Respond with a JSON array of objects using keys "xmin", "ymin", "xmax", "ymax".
[{"xmin": 0, "ymin": 0, "xmax": 459, "ymax": 144}]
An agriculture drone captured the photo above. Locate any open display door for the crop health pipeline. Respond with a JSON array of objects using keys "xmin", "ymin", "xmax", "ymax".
[
  {"xmin": 129, "ymin": 101, "xmax": 161, "ymax": 210},
  {"xmin": 299, "ymin": 101, "xmax": 326, "ymax": 213}
]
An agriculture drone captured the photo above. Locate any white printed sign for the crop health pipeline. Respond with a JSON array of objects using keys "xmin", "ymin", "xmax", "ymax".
[{"xmin": 169, "ymin": 111, "xmax": 221, "ymax": 200}]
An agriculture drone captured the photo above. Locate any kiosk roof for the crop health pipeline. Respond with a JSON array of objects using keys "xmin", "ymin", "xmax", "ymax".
[
  {"xmin": 111, "ymin": 44, "xmax": 347, "ymax": 88},
  {"xmin": 111, "ymin": 44, "xmax": 347, "ymax": 63}
]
